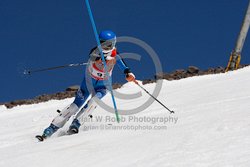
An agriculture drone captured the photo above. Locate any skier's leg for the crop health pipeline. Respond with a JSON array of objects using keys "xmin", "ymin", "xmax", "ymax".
[
  {"xmin": 67, "ymin": 99, "xmax": 97, "ymax": 134},
  {"xmin": 68, "ymin": 89, "xmax": 106, "ymax": 133},
  {"xmin": 75, "ymin": 98, "xmax": 97, "ymax": 121},
  {"xmin": 51, "ymin": 103, "xmax": 80, "ymax": 127},
  {"xmin": 42, "ymin": 89, "xmax": 90, "ymax": 138}
]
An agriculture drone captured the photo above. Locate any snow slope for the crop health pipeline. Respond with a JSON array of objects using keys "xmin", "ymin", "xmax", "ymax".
[{"xmin": 1, "ymin": 67, "xmax": 250, "ymax": 167}]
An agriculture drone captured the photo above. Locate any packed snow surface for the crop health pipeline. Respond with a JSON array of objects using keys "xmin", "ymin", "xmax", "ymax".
[{"xmin": 1, "ymin": 67, "xmax": 250, "ymax": 167}]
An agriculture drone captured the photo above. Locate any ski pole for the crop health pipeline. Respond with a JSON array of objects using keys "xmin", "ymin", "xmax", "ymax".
[
  {"xmin": 134, "ymin": 81, "xmax": 175, "ymax": 114},
  {"xmin": 23, "ymin": 62, "xmax": 88, "ymax": 75}
]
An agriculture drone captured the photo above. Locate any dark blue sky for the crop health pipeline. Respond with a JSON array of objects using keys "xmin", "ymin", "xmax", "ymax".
[{"xmin": 0, "ymin": 0, "xmax": 250, "ymax": 102}]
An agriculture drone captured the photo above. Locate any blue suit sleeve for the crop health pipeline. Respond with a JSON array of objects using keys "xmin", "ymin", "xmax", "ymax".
[{"xmin": 116, "ymin": 54, "xmax": 131, "ymax": 74}]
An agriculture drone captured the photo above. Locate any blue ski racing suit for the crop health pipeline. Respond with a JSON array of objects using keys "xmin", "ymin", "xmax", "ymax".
[{"xmin": 42, "ymin": 46, "xmax": 135, "ymax": 137}]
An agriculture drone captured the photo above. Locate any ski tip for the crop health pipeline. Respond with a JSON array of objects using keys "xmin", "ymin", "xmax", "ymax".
[
  {"xmin": 35, "ymin": 135, "xmax": 45, "ymax": 142},
  {"xmin": 67, "ymin": 128, "xmax": 79, "ymax": 135}
]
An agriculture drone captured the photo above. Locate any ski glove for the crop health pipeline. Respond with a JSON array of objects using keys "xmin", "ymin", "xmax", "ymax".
[{"xmin": 126, "ymin": 73, "xmax": 136, "ymax": 82}]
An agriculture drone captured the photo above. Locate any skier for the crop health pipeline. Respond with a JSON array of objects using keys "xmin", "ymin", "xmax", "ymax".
[{"xmin": 36, "ymin": 30, "xmax": 136, "ymax": 141}]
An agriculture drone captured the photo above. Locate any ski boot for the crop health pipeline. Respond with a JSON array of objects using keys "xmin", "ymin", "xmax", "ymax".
[
  {"xmin": 36, "ymin": 124, "xmax": 59, "ymax": 142},
  {"xmin": 67, "ymin": 119, "xmax": 81, "ymax": 135}
]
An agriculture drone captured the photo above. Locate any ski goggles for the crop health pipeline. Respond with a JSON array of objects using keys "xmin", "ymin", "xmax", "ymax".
[{"xmin": 100, "ymin": 38, "xmax": 116, "ymax": 51}]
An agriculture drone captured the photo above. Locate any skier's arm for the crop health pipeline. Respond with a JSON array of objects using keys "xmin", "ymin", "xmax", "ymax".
[{"xmin": 116, "ymin": 54, "xmax": 136, "ymax": 82}]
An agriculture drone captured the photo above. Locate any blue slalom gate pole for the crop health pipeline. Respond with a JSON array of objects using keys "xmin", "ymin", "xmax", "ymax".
[{"xmin": 85, "ymin": 0, "xmax": 120, "ymax": 122}]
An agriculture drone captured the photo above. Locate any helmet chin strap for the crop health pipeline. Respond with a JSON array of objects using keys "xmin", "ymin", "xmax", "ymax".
[
  {"xmin": 102, "ymin": 46, "xmax": 115, "ymax": 53},
  {"xmin": 102, "ymin": 49, "xmax": 111, "ymax": 54},
  {"xmin": 105, "ymin": 55, "xmax": 115, "ymax": 60}
]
